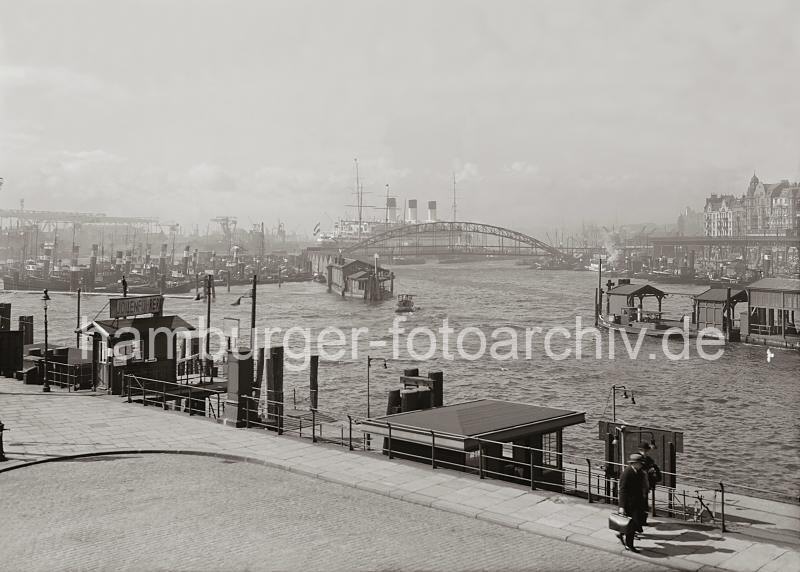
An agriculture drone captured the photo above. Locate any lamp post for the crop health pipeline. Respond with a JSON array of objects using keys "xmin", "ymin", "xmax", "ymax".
[
  {"xmin": 611, "ymin": 384, "xmax": 635, "ymax": 422},
  {"xmin": 231, "ymin": 274, "xmax": 258, "ymax": 348},
  {"xmin": 42, "ymin": 289, "xmax": 51, "ymax": 392},
  {"xmin": 366, "ymin": 355, "xmax": 387, "ymax": 418}
]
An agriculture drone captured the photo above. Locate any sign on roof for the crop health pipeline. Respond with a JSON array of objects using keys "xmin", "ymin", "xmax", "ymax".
[{"xmin": 110, "ymin": 295, "xmax": 164, "ymax": 319}]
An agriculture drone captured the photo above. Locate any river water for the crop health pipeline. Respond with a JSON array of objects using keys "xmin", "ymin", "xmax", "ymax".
[{"xmin": 3, "ymin": 260, "xmax": 799, "ymax": 497}]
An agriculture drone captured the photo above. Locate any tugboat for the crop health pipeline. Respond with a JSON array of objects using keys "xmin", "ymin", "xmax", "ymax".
[{"xmin": 395, "ymin": 294, "xmax": 417, "ymax": 313}]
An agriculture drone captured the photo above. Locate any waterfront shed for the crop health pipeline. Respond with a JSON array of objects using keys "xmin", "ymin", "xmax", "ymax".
[
  {"xmin": 693, "ymin": 287, "xmax": 747, "ymax": 331},
  {"xmin": 78, "ymin": 314, "xmax": 195, "ymax": 394},
  {"xmin": 360, "ymin": 399, "xmax": 585, "ymax": 490},
  {"xmin": 743, "ymin": 277, "xmax": 800, "ymax": 338},
  {"xmin": 326, "ymin": 258, "xmax": 392, "ymax": 300}
]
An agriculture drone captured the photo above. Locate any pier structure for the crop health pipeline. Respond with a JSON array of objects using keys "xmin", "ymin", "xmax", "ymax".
[{"xmin": 649, "ymin": 235, "xmax": 799, "ymax": 277}]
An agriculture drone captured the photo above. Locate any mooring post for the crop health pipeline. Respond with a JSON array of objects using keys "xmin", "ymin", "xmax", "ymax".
[
  {"xmin": 310, "ymin": 355, "xmax": 319, "ymax": 410},
  {"xmin": 312, "ymin": 409, "xmax": 317, "ymax": 443},
  {"xmin": 720, "ymin": 482, "xmax": 727, "ymax": 532}
]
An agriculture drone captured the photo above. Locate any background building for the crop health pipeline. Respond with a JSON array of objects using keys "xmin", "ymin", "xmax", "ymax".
[{"xmin": 703, "ymin": 174, "xmax": 800, "ymax": 237}]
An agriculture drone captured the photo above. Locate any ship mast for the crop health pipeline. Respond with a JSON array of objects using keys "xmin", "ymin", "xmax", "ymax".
[
  {"xmin": 354, "ymin": 158, "xmax": 362, "ymax": 241},
  {"xmin": 452, "ymin": 172, "xmax": 457, "ymax": 222}
]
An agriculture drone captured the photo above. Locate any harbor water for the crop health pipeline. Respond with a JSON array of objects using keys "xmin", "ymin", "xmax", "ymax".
[{"xmin": 3, "ymin": 260, "xmax": 798, "ymax": 498}]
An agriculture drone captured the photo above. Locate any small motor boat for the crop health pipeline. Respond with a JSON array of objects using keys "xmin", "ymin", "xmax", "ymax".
[{"xmin": 395, "ymin": 294, "xmax": 417, "ymax": 313}]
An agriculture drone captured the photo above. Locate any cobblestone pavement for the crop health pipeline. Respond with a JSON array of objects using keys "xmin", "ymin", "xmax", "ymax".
[
  {"xmin": 1, "ymin": 378, "xmax": 798, "ymax": 572},
  {"xmin": 0, "ymin": 454, "xmax": 664, "ymax": 572}
]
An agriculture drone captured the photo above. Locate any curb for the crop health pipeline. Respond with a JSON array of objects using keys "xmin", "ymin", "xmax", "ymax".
[{"xmin": 1, "ymin": 448, "xmax": 724, "ymax": 572}]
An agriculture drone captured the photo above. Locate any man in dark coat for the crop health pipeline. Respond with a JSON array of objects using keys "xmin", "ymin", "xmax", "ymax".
[
  {"xmin": 618, "ymin": 453, "xmax": 648, "ymax": 552},
  {"xmin": 639, "ymin": 442, "xmax": 661, "ymax": 527}
]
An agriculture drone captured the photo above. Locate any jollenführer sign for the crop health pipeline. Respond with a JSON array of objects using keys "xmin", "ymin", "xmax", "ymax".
[{"xmin": 110, "ymin": 295, "xmax": 164, "ymax": 319}]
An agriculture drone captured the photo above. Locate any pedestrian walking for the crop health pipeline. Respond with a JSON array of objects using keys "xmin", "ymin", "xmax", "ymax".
[{"xmin": 617, "ymin": 453, "xmax": 648, "ymax": 552}]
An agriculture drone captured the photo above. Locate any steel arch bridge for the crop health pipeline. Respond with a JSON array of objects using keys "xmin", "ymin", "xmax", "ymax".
[{"xmin": 342, "ymin": 221, "xmax": 565, "ymax": 258}]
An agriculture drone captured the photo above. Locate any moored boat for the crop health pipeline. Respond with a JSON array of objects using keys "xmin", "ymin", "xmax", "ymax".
[{"xmin": 395, "ymin": 294, "xmax": 417, "ymax": 313}]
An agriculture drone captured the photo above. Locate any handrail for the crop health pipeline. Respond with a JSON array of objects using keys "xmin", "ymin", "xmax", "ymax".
[{"xmin": 120, "ymin": 383, "xmax": 798, "ymax": 509}]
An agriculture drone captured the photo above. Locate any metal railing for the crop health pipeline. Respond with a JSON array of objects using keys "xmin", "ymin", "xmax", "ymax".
[
  {"xmin": 45, "ymin": 361, "xmax": 94, "ymax": 392},
  {"xmin": 123, "ymin": 374, "xmax": 226, "ymax": 420},
  {"xmin": 117, "ymin": 383, "xmax": 797, "ymax": 530},
  {"xmin": 239, "ymin": 395, "xmax": 368, "ymax": 451}
]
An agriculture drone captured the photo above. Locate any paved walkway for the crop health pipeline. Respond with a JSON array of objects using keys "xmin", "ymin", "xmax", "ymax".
[
  {"xmin": 1, "ymin": 378, "xmax": 798, "ymax": 572},
  {"xmin": 1, "ymin": 454, "xmax": 658, "ymax": 571}
]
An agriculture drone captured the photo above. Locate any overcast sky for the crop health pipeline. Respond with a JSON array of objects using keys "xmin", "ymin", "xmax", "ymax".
[{"xmin": 1, "ymin": 0, "xmax": 798, "ymax": 237}]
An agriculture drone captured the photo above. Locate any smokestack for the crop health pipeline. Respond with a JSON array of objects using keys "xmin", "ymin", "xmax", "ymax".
[
  {"xmin": 408, "ymin": 199, "xmax": 418, "ymax": 223},
  {"xmin": 427, "ymin": 201, "xmax": 437, "ymax": 222},
  {"xmin": 89, "ymin": 244, "xmax": 98, "ymax": 288},
  {"xmin": 124, "ymin": 249, "xmax": 132, "ymax": 276},
  {"xmin": 183, "ymin": 245, "xmax": 190, "ymax": 275},
  {"xmin": 387, "ymin": 197, "xmax": 397, "ymax": 223},
  {"xmin": 159, "ymin": 243, "xmax": 168, "ymax": 276},
  {"xmin": 71, "ymin": 245, "xmax": 80, "ymax": 269}
]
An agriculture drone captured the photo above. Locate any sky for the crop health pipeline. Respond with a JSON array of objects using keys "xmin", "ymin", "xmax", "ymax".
[{"xmin": 1, "ymin": 0, "xmax": 799, "ymax": 237}]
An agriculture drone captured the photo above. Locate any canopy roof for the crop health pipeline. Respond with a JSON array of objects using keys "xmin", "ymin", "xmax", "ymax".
[
  {"xmin": 608, "ymin": 283, "xmax": 666, "ymax": 298},
  {"xmin": 360, "ymin": 399, "xmax": 585, "ymax": 451},
  {"xmin": 78, "ymin": 315, "xmax": 195, "ymax": 338},
  {"xmin": 747, "ymin": 278, "xmax": 800, "ymax": 293},
  {"xmin": 695, "ymin": 287, "xmax": 748, "ymax": 303}
]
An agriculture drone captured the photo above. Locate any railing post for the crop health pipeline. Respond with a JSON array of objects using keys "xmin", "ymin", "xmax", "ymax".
[
  {"xmin": 347, "ymin": 415, "xmax": 353, "ymax": 451},
  {"xmin": 530, "ymin": 452, "xmax": 536, "ymax": 490},
  {"xmin": 387, "ymin": 423, "xmax": 393, "ymax": 459},
  {"xmin": 299, "ymin": 417, "xmax": 303, "ymax": 438},
  {"xmin": 188, "ymin": 386, "xmax": 192, "ymax": 415},
  {"xmin": 719, "ymin": 482, "xmax": 727, "ymax": 533},
  {"xmin": 312, "ymin": 409, "xmax": 317, "ymax": 443},
  {"xmin": 0, "ymin": 419, "xmax": 6, "ymax": 462},
  {"xmin": 141, "ymin": 377, "xmax": 145, "ymax": 406},
  {"xmin": 586, "ymin": 459, "xmax": 593, "ymax": 503},
  {"xmin": 430, "ymin": 430, "xmax": 436, "ymax": 469},
  {"xmin": 479, "ymin": 441, "xmax": 485, "ymax": 479},
  {"xmin": 126, "ymin": 376, "xmax": 131, "ymax": 403},
  {"xmin": 162, "ymin": 381, "xmax": 167, "ymax": 410}
]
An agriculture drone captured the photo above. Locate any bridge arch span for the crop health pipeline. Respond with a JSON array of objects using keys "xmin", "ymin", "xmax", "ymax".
[{"xmin": 342, "ymin": 221, "xmax": 565, "ymax": 258}]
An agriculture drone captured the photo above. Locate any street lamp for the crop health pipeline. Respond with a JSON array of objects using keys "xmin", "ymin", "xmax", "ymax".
[
  {"xmin": 366, "ymin": 355, "xmax": 387, "ymax": 418},
  {"xmin": 610, "ymin": 384, "xmax": 635, "ymax": 422},
  {"xmin": 42, "ymin": 289, "xmax": 51, "ymax": 393},
  {"xmin": 231, "ymin": 274, "xmax": 258, "ymax": 348}
]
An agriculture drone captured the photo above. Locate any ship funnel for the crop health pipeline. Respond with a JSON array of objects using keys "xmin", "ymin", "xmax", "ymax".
[
  {"xmin": 183, "ymin": 245, "xmax": 190, "ymax": 275},
  {"xmin": 71, "ymin": 245, "xmax": 80, "ymax": 268},
  {"xmin": 408, "ymin": 199, "xmax": 418, "ymax": 223},
  {"xmin": 427, "ymin": 201, "xmax": 437, "ymax": 222},
  {"xmin": 387, "ymin": 197, "xmax": 397, "ymax": 223}
]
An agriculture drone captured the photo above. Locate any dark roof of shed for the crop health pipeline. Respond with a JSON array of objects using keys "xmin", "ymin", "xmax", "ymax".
[
  {"xmin": 695, "ymin": 288, "xmax": 747, "ymax": 303},
  {"xmin": 79, "ymin": 315, "xmax": 195, "ymax": 336},
  {"xmin": 372, "ymin": 399, "xmax": 584, "ymax": 437},
  {"xmin": 747, "ymin": 278, "xmax": 800, "ymax": 293},
  {"xmin": 608, "ymin": 283, "xmax": 666, "ymax": 297}
]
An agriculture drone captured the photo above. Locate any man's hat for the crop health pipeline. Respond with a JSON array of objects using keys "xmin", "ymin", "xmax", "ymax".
[
  {"xmin": 639, "ymin": 442, "xmax": 652, "ymax": 450},
  {"xmin": 628, "ymin": 453, "xmax": 645, "ymax": 464}
]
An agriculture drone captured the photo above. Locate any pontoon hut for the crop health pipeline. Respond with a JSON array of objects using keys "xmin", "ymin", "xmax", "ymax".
[
  {"xmin": 741, "ymin": 277, "xmax": 800, "ymax": 347},
  {"xmin": 605, "ymin": 282, "xmax": 667, "ymax": 326},
  {"xmin": 78, "ymin": 314, "xmax": 195, "ymax": 394},
  {"xmin": 359, "ymin": 399, "xmax": 585, "ymax": 490},
  {"xmin": 693, "ymin": 287, "xmax": 747, "ymax": 333}
]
